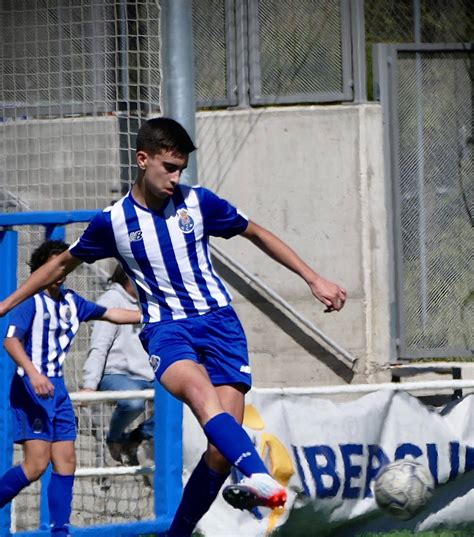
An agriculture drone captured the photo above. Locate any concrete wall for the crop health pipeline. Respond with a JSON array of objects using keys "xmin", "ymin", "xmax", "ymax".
[
  {"xmin": 1, "ymin": 105, "xmax": 393, "ymax": 388},
  {"xmin": 196, "ymin": 105, "xmax": 392, "ymax": 387},
  {"xmin": 1, "ymin": 116, "xmax": 121, "ymax": 212}
]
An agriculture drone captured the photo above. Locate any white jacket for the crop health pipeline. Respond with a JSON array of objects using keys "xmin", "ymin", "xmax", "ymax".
[{"xmin": 82, "ymin": 283, "xmax": 154, "ymax": 389}]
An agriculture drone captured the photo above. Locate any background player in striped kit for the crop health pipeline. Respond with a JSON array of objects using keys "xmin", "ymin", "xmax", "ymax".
[
  {"xmin": 0, "ymin": 118, "xmax": 347, "ymax": 537},
  {"xmin": 0, "ymin": 240, "xmax": 141, "ymax": 536}
]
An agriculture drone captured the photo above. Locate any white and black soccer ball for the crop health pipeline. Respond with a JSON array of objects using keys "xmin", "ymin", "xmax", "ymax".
[{"xmin": 374, "ymin": 459, "xmax": 435, "ymax": 520}]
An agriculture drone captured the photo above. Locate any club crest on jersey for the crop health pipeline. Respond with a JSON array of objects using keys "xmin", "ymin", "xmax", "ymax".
[
  {"xmin": 149, "ymin": 354, "xmax": 161, "ymax": 372},
  {"xmin": 65, "ymin": 307, "xmax": 72, "ymax": 321},
  {"xmin": 129, "ymin": 230, "xmax": 143, "ymax": 243},
  {"xmin": 177, "ymin": 209, "xmax": 194, "ymax": 234}
]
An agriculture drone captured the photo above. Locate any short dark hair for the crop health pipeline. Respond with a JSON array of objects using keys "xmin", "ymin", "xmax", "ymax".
[
  {"xmin": 107, "ymin": 264, "xmax": 129, "ymax": 287},
  {"xmin": 28, "ymin": 240, "xmax": 69, "ymax": 273},
  {"xmin": 136, "ymin": 117, "xmax": 197, "ymax": 156}
]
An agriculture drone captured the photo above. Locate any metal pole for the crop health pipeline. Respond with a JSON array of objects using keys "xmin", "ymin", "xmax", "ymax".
[
  {"xmin": 235, "ymin": 0, "xmax": 250, "ymax": 108},
  {"xmin": 413, "ymin": 0, "xmax": 429, "ymax": 328},
  {"xmin": 117, "ymin": 0, "xmax": 137, "ymax": 193},
  {"xmin": 160, "ymin": 0, "xmax": 198, "ymax": 184},
  {"xmin": 153, "ymin": 382, "xmax": 183, "ymax": 525},
  {"xmin": 372, "ymin": 44, "xmax": 400, "ymax": 362},
  {"xmin": 0, "ymin": 230, "xmax": 17, "ymax": 533},
  {"xmin": 350, "ymin": 0, "xmax": 367, "ymax": 103}
]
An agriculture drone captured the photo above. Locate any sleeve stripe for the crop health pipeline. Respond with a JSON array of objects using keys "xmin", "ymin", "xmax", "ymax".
[
  {"xmin": 6, "ymin": 325, "xmax": 17, "ymax": 338},
  {"xmin": 237, "ymin": 208, "xmax": 248, "ymax": 220}
]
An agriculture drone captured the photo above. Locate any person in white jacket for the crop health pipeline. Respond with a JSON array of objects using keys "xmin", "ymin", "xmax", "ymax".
[{"xmin": 82, "ymin": 265, "xmax": 154, "ymax": 464}]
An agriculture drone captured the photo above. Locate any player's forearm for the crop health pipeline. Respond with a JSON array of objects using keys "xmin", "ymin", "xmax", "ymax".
[
  {"xmin": 242, "ymin": 221, "xmax": 321, "ymax": 285},
  {"xmin": 0, "ymin": 267, "xmax": 50, "ymax": 317},
  {"xmin": 243, "ymin": 220, "xmax": 346, "ymax": 311},
  {"xmin": 3, "ymin": 338, "xmax": 37, "ymax": 377},
  {"xmin": 0, "ymin": 251, "xmax": 82, "ymax": 316},
  {"xmin": 101, "ymin": 308, "xmax": 142, "ymax": 325}
]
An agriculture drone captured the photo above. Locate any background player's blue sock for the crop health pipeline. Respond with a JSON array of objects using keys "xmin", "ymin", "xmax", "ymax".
[
  {"xmin": 203, "ymin": 413, "xmax": 268, "ymax": 477},
  {"xmin": 168, "ymin": 454, "xmax": 229, "ymax": 537},
  {"xmin": 48, "ymin": 472, "xmax": 74, "ymax": 535},
  {"xmin": 0, "ymin": 465, "xmax": 30, "ymax": 508}
]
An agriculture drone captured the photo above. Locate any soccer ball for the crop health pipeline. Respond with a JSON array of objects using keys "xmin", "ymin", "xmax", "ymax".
[{"xmin": 374, "ymin": 459, "xmax": 435, "ymax": 520}]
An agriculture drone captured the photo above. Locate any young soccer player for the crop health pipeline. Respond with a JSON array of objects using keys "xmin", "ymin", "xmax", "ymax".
[
  {"xmin": 0, "ymin": 240, "xmax": 140, "ymax": 536},
  {"xmin": 0, "ymin": 118, "xmax": 347, "ymax": 537}
]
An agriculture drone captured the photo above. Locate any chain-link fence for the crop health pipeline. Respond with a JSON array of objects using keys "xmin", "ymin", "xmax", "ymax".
[
  {"xmin": 375, "ymin": 44, "xmax": 473, "ymax": 359},
  {"xmin": 365, "ymin": 0, "xmax": 473, "ymax": 98},
  {"xmin": 3, "ymin": 0, "xmax": 471, "ymax": 212},
  {"xmin": 365, "ymin": 0, "xmax": 473, "ymax": 47},
  {"xmin": 0, "ymin": 0, "xmax": 161, "ymax": 211},
  {"xmin": 367, "ymin": 0, "xmax": 473, "ymax": 359},
  {"xmin": 247, "ymin": 0, "xmax": 352, "ymax": 104},
  {"xmin": 397, "ymin": 49, "xmax": 473, "ymax": 358},
  {"xmin": 193, "ymin": 0, "xmax": 237, "ymax": 107}
]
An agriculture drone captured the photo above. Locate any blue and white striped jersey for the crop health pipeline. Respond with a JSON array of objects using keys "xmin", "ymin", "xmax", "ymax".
[
  {"xmin": 69, "ymin": 185, "xmax": 249, "ymax": 324},
  {"xmin": 6, "ymin": 289, "xmax": 106, "ymax": 377}
]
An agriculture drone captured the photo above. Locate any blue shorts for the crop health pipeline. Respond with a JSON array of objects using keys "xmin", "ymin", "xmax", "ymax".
[
  {"xmin": 10, "ymin": 374, "xmax": 77, "ymax": 444},
  {"xmin": 139, "ymin": 305, "xmax": 252, "ymax": 391}
]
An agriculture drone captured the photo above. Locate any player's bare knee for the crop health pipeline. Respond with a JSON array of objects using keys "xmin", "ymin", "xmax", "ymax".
[
  {"xmin": 23, "ymin": 458, "xmax": 50, "ymax": 481},
  {"xmin": 52, "ymin": 462, "xmax": 76, "ymax": 475},
  {"xmin": 52, "ymin": 451, "xmax": 76, "ymax": 473}
]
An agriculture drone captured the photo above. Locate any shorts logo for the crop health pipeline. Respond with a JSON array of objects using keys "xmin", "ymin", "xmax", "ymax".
[
  {"xmin": 240, "ymin": 365, "xmax": 251, "ymax": 374},
  {"xmin": 177, "ymin": 209, "xmax": 195, "ymax": 234},
  {"xmin": 149, "ymin": 354, "xmax": 161, "ymax": 372},
  {"xmin": 129, "ymin": 230, "xmax": 143, "ymax": 243},
  {"xmin": 33, "ymin": 418, "xmax": 43, "ymax": 434}
]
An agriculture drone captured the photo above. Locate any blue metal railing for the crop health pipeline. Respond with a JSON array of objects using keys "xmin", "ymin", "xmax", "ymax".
[{"xmin": 0, "ymin": 211, "xmax": 182, "ymax": 536}]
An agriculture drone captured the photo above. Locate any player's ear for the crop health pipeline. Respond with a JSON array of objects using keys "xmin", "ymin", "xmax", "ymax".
[{"xmin": 136, "ymin": 150, "xmax": 147, "ymax": 169}]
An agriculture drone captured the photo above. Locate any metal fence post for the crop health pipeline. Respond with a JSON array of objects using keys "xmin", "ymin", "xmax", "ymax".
[
  {"xmin": 0, "ymin": 230, "xmax": 18, "ymax": 535},
  {"xmin": 153, "ymin": 381, "xmax": 183, "ymax": 526},
  {"xmin": 350, "ymin": 0, "xmax": 367, "ymax": 103},
  {"xmin": 160, "ymin": 0, "xmax": 198, "ymax": 185},
  {"xmin": 372, "ymin": 44, "xmax": 400, "ymax": 363},
  {"xmin": 235, "ymin": 0, "xmax": 250, "ymax": 108}
]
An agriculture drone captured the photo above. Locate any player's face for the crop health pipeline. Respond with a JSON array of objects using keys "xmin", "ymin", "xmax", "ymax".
[{"xmin": 137, "ymin": 149, "xmax": 188, "ymax": 200}]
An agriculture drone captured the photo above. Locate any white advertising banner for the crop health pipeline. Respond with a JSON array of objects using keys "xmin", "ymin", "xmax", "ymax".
[{"xmin": 183, "ymin": 390, "xmax": 474, "ymax": 537}]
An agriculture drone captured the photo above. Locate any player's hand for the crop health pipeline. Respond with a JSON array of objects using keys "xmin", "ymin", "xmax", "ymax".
[
  {"xmin": 309, "ymin": 275, "xmax": 347, "ymax": 313},
  {"xmin": 29, "ymin": 372, "xmax": 55, "ymax": 398}
]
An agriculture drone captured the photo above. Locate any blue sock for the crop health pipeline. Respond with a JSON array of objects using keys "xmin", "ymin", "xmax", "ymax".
[
  {"xmin": 203, "ymin": 413, "xmax": 268, "ymax": 477},
  {"xmin": 48, "ymin": 472, "xmax": 74, "ymax": 535},
  {"xmin": 168, "ymin": 454, "xmax": 229, "ymax": 537},
  {"xmin": 0, "ymin": 465, "xmax": 30, "ymax": 508}
]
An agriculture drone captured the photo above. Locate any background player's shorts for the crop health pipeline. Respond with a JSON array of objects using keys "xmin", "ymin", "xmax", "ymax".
[
  {"xmin": 139, "ymin": 305, "xmax": 252, "ymax": 391},
  {"xmin": 10, "ymin": 374, "xmax": 77, "ymax": 444}
]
